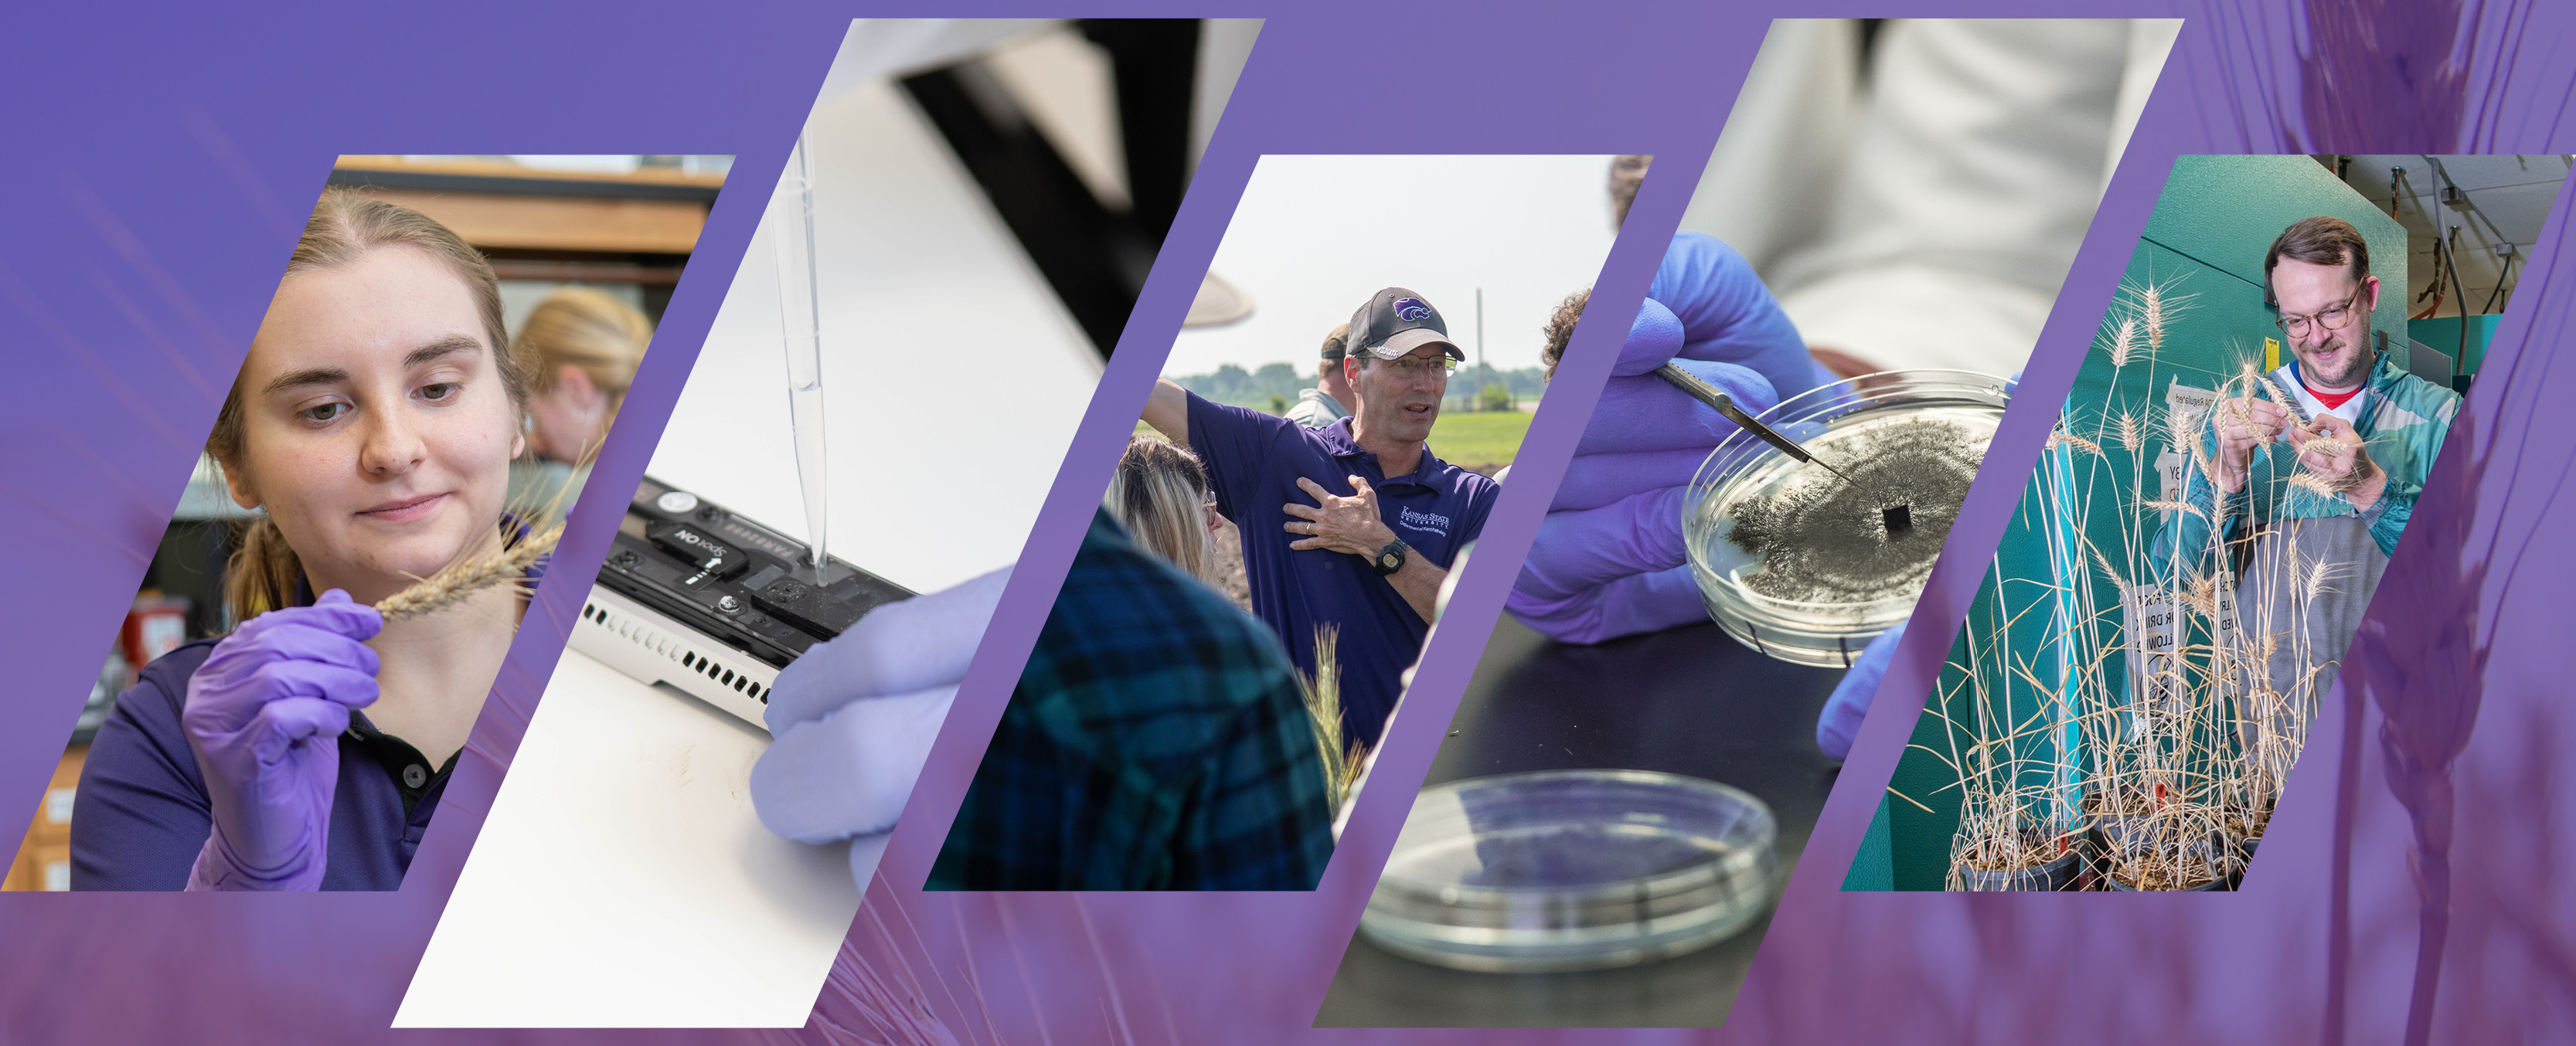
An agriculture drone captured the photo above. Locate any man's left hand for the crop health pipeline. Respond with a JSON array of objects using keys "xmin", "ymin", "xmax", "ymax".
[
  {"xmin": 2286, "ymin": 414, "xmax": 2386, "ymax": 508},
  {"xmin": 1285, "ymin": 475, "xmax": 1396, "ymax": 557}
]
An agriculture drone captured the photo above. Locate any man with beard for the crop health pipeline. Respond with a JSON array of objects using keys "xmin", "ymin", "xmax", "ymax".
[
  {"xmin": 2156, "ymin": 216, "xmax": 2460, "ymax": 775},
  {"xmin": 1142, "ymin": 288, "xmax": 1499, "ymax": 748}
]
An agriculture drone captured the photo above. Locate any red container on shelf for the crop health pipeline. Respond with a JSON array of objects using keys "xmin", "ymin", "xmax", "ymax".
[{"xmin": 121, "ymin": 595, "xmax": 192, "ymax": 669}]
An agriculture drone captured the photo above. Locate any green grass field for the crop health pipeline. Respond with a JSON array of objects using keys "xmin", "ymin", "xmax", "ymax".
[
  {"xmin": 1132, "ymin": 407, "xmax": 1533, "ymax": 471},
  {"xmin": 1425, "ymin": 409, "xmax": 1533, "ymax": 470}
]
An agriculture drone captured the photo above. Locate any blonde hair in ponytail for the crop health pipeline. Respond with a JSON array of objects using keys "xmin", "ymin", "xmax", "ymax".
[
  {"xmin": 208, "ymin": 189, "xmax": 532, "ymax": 620},
  {"xmin": 1104, "ymin": 435, "xmax": 1219, "ymax": 585},
  {"xmin": 515, "ymin": 286, "xmax": 652, "ymax": 416}
]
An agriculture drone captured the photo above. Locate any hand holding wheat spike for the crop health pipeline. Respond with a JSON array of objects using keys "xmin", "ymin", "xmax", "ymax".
[
  {"xmin": 376, "ymin": 523, "xmax": 565, "ymax": 621},
  {"xmin": 371, "ymin": 434, "xmax": 597, "ymax": 621}
]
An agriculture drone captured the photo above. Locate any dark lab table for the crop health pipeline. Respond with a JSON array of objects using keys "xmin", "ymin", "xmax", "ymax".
[{"xmin": 1312, "ymin": 613, "xmax": 1845, "ymax": 1028}]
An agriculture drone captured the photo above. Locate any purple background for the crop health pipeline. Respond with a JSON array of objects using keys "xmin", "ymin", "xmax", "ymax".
[{"xmin": 3, "ymin": 2, "xmax": 2571, "ymax": 1044}]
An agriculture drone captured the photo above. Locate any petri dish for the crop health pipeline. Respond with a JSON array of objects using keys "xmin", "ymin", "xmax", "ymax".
[
  {"xmin": 1359, "ymin": 769, "xmax": 1779, "ymax": 973},
  {"xmin": 1684, "ymin": 370, "xmax": 2010, "ymax": 667}
]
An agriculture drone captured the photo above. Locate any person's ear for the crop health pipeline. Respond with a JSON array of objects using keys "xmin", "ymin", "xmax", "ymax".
[
  {"xmin": 1343, "ymin": 355, "xmax": 1362, "ymax": 385},
  {"xmin": 556, "ymin": 365, "xmax": 602, "ymax": 409},
  {"xmin": 218, "ymin": 455, "xmax": 262, "ymax": 511},
  {"xmin": 2360, "ymin": 274, "xmax": 2380, "ymax": 314}
]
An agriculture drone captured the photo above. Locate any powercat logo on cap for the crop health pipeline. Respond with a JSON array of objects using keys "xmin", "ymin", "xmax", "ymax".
[{"xmin": 1392, "ymin": 297, "xmax": 1434, "ymax": 322}]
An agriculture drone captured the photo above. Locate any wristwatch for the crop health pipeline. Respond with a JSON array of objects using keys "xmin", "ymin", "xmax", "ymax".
[{"xmin": 1370, "ymin": 538, "xmax": 1407, "ymax": 576}]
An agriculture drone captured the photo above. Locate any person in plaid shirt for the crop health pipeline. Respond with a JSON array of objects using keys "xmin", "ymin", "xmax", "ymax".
[{"xmin": 929, "ymin": 508, "xmax": 1336, "ymax": 890}]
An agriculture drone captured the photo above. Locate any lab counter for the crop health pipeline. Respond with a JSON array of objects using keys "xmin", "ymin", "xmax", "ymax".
[
  {"xmin": 1314, "ymin": 613, "xmax": 1845, "ymax": 1028},
  {"xmin": 396, "ymin": 41, "xmax": 1099, "ymax": 1026}
]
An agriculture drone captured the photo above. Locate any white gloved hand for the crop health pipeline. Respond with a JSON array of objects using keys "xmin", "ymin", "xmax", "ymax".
[{"xmin": 750, "ymin": 566, "xmax": 1011, "ymax": 846}]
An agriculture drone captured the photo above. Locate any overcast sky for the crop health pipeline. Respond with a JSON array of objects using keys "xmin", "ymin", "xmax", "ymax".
[{"xmin": 1164, "ymin": 155, "xmax": 1621, "ymax": 379}]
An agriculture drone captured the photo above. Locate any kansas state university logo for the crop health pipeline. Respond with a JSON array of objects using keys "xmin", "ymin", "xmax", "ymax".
[
  {"xmin": 1392, "ymin": 297, "xmax": 1434, "ymax": 322},
  {"xmin": 1397, "ymin": 506, "xmax": 1451, "ymax": 536}
]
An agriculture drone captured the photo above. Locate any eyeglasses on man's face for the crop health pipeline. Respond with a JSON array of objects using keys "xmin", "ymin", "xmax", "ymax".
[
  {"xmin": 1380, "ymin": 355, "xmax": 1460, "ymax": 376},
  {"xmin": 2276, "ymin": 284, "xmax": 2367, "ymax": 340}
]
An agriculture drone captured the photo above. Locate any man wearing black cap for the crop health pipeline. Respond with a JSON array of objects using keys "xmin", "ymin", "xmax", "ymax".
[{"xmin": 1142, "ymin": 287, "xmax": 1499, "ymax": 747}]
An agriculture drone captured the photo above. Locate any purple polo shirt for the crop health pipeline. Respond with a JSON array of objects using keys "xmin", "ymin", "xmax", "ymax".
[
  {"xmin": 70, "ymin": 639, "xmax": 451, "ymax": 891},
  {"xmin": 72, "ymin": 523, "xmax": 539, "ymax": 891},
  {"xmin": 1186, "ymin": 391, "xmax": 1498, "ymax": 746}
]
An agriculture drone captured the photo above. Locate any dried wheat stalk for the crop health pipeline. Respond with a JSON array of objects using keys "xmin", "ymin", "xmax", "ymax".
[
  {"xmin": 376, "ymin": 524, "xmax": 564, "ymax": 621},
  {"xmin": 2052, "ymin": 431, "xmax": 2105, "ymax": 457},
  {"xmin": 2108, "ymin": 316, "xmax": 2142, "ymax": 368},
  {"xmin": 2114, "ymin": 411, "xmax": 2146, "ymax": 453}
]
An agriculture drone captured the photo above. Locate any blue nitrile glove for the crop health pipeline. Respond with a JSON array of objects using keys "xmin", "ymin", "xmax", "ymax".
[
  {"xmin": 181, "ymin": 589, "xmax": 383, "ymax": 891},
  {"xmin": 751, "ymin": 566, "xmax": 1009, "ymax": 884},
  {"xmin": 1509, "ymin": 237, "xmax": 1802, "ymax": 645},
  {"xmin": 1648, "ymin": 233, "xmax": 1826, "ymax": 403},
  {"xmin": 1817, "ymin": 621, "xmax": 1906, "ymax": 761}
]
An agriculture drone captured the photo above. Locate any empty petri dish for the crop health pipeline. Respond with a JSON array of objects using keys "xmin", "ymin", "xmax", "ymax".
[
  {"xmin": 1359, "ymin": 769, "xmax": 1779, "ymax": 973},
  {"xmin": 1684, "ymin": 370, "xmax": 2010, "ymax": 667}
]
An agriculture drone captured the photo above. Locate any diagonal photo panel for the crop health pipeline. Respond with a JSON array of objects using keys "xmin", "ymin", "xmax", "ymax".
[
  {"xmin": 1857, "ymin": 153, "xmax": 2568, "ymax": 893},
  {"xmin": 927, "ymin": 153, "xmax": 1628, "ymax": 891},
  {"xmin": 5, "ymin": 155, "xmax": 727, "ymax": 895},
  {"xmin": 393, "ymin": 17, "xmax": 1263, "ymax": 1027},
  {"xmin": 1317, "ymin": 17, "xmax": 2178, "ymax": 1027}
]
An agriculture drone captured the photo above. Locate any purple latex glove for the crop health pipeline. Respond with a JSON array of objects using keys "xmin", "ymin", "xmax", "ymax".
[
  {"xmin": 1647, "ymin": 233, "xmax": 1824, "ymax": 402},
  {"xmin": 1509, "ymin": 239, "xmax": 1795, "ymax": 646},
  {"xmin": 181, "ymin": 589, "xmax": 383, "ymax": 891},
  {"xmin": 1817, "ymin": 621, "xmax": 1907, "ymax": 761},
  {"xmin": 753, "ymin": 566, "xmax": 1009, "ymax": 888}
]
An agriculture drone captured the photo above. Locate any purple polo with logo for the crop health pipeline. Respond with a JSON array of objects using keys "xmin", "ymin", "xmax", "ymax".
[{"xmin": 1186, "ymin": 390, "xmax": 1498, "ymax": 747}]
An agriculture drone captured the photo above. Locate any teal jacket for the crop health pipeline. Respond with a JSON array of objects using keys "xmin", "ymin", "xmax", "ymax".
[{"xmin": 2152, "ymin": 350, "xmax": 2459, "ymax": 577}]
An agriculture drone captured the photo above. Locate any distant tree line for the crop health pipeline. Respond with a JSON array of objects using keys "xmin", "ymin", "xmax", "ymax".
[{"xmin": 1171, "ymin": 362, "xmax": 1547, "ymax": 414}]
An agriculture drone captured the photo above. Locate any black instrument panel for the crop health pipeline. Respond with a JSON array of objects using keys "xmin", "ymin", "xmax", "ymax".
[{"xmin": 600, "ymin": 476, "xmax": 912, "ymax": 670}]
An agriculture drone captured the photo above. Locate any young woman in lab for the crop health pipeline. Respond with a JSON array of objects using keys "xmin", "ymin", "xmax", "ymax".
[
  {"xmin": 72, "ymin": 191, "xmax": 539, "ymax": 890},
  {"xmin": 507, "ymin": 286, "xmax": 652, "ymax": 521}
]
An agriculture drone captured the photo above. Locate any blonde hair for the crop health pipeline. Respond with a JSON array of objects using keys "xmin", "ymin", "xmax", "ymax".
[
  {"xmin": 1106, "ymin": 435, "xmax": 1218, "ymax": 584},
  {"xmin": 208, "ymin": 189, "xmax": 531, "ymax": 620},
  {"xmin": 515, "ymin": 286, "xmax": 652, "ymax": 415}
]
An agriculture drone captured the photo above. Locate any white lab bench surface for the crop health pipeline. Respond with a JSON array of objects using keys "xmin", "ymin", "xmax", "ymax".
[{"xmin": 397, "ymin": 55, "xmax": 1102, "ymax": 1027}]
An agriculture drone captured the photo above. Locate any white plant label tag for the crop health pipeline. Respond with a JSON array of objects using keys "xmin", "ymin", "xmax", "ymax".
[
  {"xmin": 2166, "ymin": 380, "xmax": 2218, "ymax": 451},
  {"xmin": 2122, "ymin": 580, "xmax": 2183, "ymax": 731},
  {"xmin": 2157, "ymin": 450, "xmax": 2187, "ymax": 502}
]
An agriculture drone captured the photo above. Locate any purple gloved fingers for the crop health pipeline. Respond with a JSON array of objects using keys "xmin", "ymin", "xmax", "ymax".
[
  {"xmin": 198, "ymin": 606, "xmax": 383, "ymax": 684},
  {"xmin": 228, "ymin": 695, "xmax": 345, "ymax": 841},
  {"xmin": 1550, "ymin": 447, "xmax": 1711, "ymax": 513},
  {"xmin": 1608, "ymin": 297, "xmax": 1686, "ymax": 377},
  {"xmin": 1650, "ymin": 233, "xmax": 1823, "ymax": 402},
  {"xmin": 764, "ymin": 565, "xmax": 1010, "ymax": 735},
  {"xmin": 751, "ymin": 684, "xmax": 957, "ymax": 844},
  {"xmin": 1513, "ymin": 487, "xmax": 1690, "ymax": 605},
  {"xmin": 196, "ymin": 657, "xmax": 380, "ymax": 715},
  {"xmin": 179, "ymin": 589, "xmax": 385, "ymax": 892},
  {"xmin": 1816, "ymin": 621, "xmax": 1907, "ymax": 761},
  {"xmin": 1573, "ymin": 359, "xmax": 1776, "ymax": 456},
  {"xmin": 1506, "ymin": 565, "xmax": 1710, "ymax": 646},
  {"xmin": 223, "ymin": 589, "xmax": 385, "ymax": 650},
  {"xmin": 235, "ymin": 691, "xmax": 361, "ymax": 766}
]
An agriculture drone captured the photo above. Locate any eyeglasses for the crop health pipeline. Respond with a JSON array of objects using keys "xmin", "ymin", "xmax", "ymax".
[
  {"xmin": 2276, "ymin": 285, "xmax": 2366, "ymax": 339},
  {"xmin": 1379, "ymin": 355, "xmax": 1461, "ymax": 376}
]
